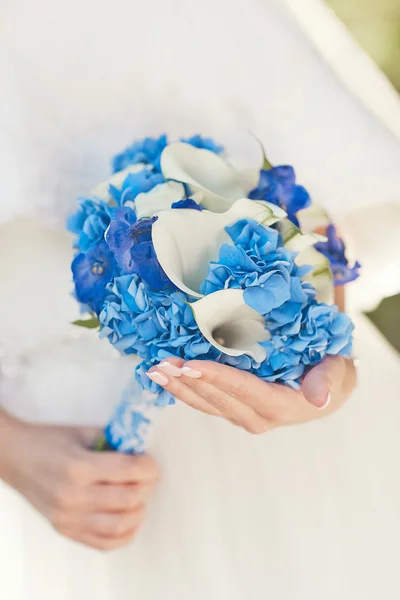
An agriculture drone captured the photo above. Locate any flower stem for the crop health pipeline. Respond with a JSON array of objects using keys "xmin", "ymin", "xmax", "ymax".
[{"xmin": 93, "ymin": 434, "xmax": 111, "ymax": 452}]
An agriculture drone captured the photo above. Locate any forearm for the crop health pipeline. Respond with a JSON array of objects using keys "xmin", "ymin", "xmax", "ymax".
[{"xmin": 0, "ymin": 408, "xmax": 24, "ymax": 485}]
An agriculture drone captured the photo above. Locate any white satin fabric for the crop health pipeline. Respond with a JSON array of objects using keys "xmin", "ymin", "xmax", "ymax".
[{"xmin": 1, "ymin": 1, "xmax": 400, "ymax": 599}]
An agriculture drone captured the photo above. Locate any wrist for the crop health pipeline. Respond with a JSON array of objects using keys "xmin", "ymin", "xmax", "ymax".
[{"xmin": 0, "ymin": 409, "xmax": 28, "ymax": 486}]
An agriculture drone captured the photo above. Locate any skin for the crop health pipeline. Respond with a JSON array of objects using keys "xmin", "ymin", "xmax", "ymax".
[
  {"xmin": 0, "ymin": 410, "xmax": 159, "ymax": 551},
  {"xmin": 148, "ymin": 354, "xmax": 357, "ymax": 434}
]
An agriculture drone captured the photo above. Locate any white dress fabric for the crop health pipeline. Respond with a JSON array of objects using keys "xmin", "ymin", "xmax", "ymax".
[{"xmin": 1, "ymin": 1, "xmax": 400, "ymax": 599}]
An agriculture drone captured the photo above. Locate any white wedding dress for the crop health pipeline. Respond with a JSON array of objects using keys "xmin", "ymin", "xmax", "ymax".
[{"xmin": 1, "ymin": 1, "xmax": 400, "ymax": 599}]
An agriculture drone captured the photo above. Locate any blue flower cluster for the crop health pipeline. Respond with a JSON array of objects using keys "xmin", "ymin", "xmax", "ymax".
[
  {"xmin": 67, "ymin": 135, "xmax": 223, "ymax": 314},
  {"xmin": 68, "ymin": 133, "xmax": 357, "ymax": 452},
  {"xmin": 68, "ymin": 134, "xmax": 223, "ymax": 314},
  {"xmin": 99, "ymin": 274, "xmax": 220, "ymax": 406},
  {"xmin": 201, "ymin": 219, "xmax": 353, "ymax": 387},
  {"xmin": 112, "ymin": 133, "xmax": 223, "ymax": 174},
  {"xmin": 112, "ymin": 134, "xmax": 169, "ymax": 174}
]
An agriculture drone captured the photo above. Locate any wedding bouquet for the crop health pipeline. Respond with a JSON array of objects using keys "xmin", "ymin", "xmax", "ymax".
[{"xmin": 68, "ymin": 134, "xmax": 359, "ymax": 453}]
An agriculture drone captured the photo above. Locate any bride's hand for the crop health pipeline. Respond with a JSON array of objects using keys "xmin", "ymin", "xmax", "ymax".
[
  {"xmin": 0, "ymin": 412, "xmax": 159, "ymax": 551},
  {"xmin": 147, "ymin": 355, "xmax": 357, "ymax": 434}
]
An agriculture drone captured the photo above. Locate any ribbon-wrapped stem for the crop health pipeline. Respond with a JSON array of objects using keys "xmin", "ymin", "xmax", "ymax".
[{"xmin": 94, "ymin": 382, "xmax": 162, "ymax": 454}]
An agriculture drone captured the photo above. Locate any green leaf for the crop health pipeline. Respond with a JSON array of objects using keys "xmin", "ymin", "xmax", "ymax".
[{"xmin": 72, "ymin": 316, "xmax": 100, "ymax": 329}]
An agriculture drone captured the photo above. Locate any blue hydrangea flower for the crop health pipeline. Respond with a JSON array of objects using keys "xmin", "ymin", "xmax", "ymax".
[
  {"xmin": 100, "ymin": 275, "xmax": 218, "ymax": 365},
  {"xmin": 67, "ymin": 198, "xmax": 114, "ymax": 252},
  {"xmin": 135, "ymin": 362, "xmax": 175, "ymax": 407},
  {"xmin": 171, "ymin": 198, "xmax": 203, "ymax": 211},
  {"xmin": 72, "ymin": 241, "xmax": 116, "ymax": 313},
  {"xmin": 181, "ymin": 134, "xmax": 224, "ymax": 154},
  {"xmin": 104, "ymin": 396, "xmax": 152, "ymax": 453},
  {"xmin": 112, "ymin": 135, "xmax": 169, "ymax": 174},
  {"xmin": 249, "ymin": 166, "xmax": 311, "ymax": 226},
  {"xmin": 256, "ymin": 360, "xmax": 306, "ymax": 389},
  {"xmin": 299, "ymin": 303, "xmax": 354, "ymax": 364},
  {"xmin": 105, "ymin": 207, "xmax": 171, "ymax": 290},
  {"xmin": 100, "ymin": 274, "xmax": 172, "ymax": 358},
  {"xmin": 109, "ymin": 170, "xmax": 164, "ymax": 205},
  {"xmin": 201, "ymin": 219, "xmax": 312, "ymax": 324},
  {"xmin": 314, "ymin": 224, "xmax": 361, "ymax": 285},
  {"xmin": 259, "ymin": 301, "xmax": 354, "ymax": 388}
]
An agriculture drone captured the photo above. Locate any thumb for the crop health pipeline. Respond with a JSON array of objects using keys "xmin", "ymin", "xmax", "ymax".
[{"xmin": 301, "ymin": 356, "xmax": 356, "ymax": 410}]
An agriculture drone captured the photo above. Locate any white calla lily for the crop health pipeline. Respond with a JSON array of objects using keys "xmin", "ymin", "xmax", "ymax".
[
  {"xmin": 296, "ymin": 246, "xmax": 334, "ymax": 304},
  {"xmin": 296, "ymin": 202, "xmax": 332, "ymax": 233},
  {"xmin": 221, "ymin": 130, "xmax": 264, "ymax": 192},
  {"xmin": 152, "ymin": 198, "xmax": 286, "ymax": 298},
  {"xmin": 91, "ymin": 164, "xmax": 148, "ymax": 202},
  {"xmin": 160, "ymin": 142, "xmax": 256, "ymax": 212},
  {"xmin": 279, "ymin": 218, "xmax": 327, "ymax": 252},
  {"xmin": 190, "ymin": 289, "xmax": 269, "ymax": 362},
  {"xmin": 134, "ymin": 181, "xmax": 186, "ymax": 219}
]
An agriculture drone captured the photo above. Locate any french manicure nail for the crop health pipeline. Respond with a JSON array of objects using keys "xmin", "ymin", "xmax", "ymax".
[
  {"xmin": 317, "ymin": 391, "xmax": 331, "ymax": 411},
  {"xmin": 146, "ymin": 371, "xmax": 169, "ymax": 385},
  {"xmin": 158, "ymin": 361, "xmax": 182, "ymax": 377},
  {"xmin": 180, "ymin": 366, "xmax": 202, "ymax": 379}
]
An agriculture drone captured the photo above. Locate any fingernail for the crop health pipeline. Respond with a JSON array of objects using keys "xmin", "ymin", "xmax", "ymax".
[
  {"xmin": 146, "ymin": 371, "xmax": 169, "ymax": 385},
  {"xmin": 317, "ymin": 391, "xmax": 331, "ymax": 411},
  {"xmin": 158, "ymin": 361, "xmax": 182, "ymax": 377},
  {"xmin": 353, "ymin": 357, "xmax": 360, "ymax": 368},
  {"xmin": 180, "ymin": 366, "xmax": 202, "ymax": 379}
]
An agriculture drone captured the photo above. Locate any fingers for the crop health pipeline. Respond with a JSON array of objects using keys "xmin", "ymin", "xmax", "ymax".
[
  {"xmin": 66, "ymin": 529, "xmax": 138, "ymax": 552},
  {"xmin": 148, "ymin": 367, "xmax": 222, "ymax": 416},
  {"xmin": 148, "ymin": 356, "xmax": 357, "ymax": 434},
  {"xmin": 301, "ymin": 356, "xmax": 356, "ymax": 410},
  {"xmin": 148, "ymin": 362, "xmax": 275, "ymax": 433},
  {"xmin": 87, "ymin": 482, "xmax": 155, "ymax": 512},
  {"xmin": 153, "ymin": 359, "xmax": 303, "ymax": 424},
  {"xmin": 178, "ymin": 360, "xmax": 302, "ymax": 418},
  {"xmin": 85, "ymin": 505, "xmax": 146, "ymax": 538},
  {"xmin": 61, "ymin": 507, "xmax": 144, "ymax": 552},
  {"xmin": 84, "ymin": 453, "xmax": 160, "ymax": 485}
]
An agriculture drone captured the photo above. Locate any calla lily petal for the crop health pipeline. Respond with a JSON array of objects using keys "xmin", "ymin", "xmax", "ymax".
[
  {"xmin": 222, "ymin": 130, "xmax": 264, "ymax": 192},
  {"xmin": 190, "ymin": 289, "xmax": 269, "ymax": 362},
  {"xmin": 296, "ymin": 246, "xmax": 334, "ymax": 304},
  {"xmin": 161, "ymin": 142, "xmax": 251, "ymax": 212},
  {"xmin": 91, "ymin": 164, "xmax": 148, "ymax": 203},
  {"xmin": 279, "ymin": 218, "xmax": 327, "ymax": 252},
  {"xmin": 296, "ymin": 202, "xmax": 332, "ymax": 233},
  {"xmin": 152, "ymin": 198, "xmax": 286, "ymax": 298},
  {"xmin": 134, "ymin": 181, "xmax": 186, "ymax": 219}
]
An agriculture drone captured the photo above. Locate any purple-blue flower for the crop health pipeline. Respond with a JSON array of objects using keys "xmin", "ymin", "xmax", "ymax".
[
  {"xmin": 314, "ymin": 224, "xmax": 361, "ymax": 286},
  {"xmin": 249, "ymin": 166, "xmax": 311, "ymax": 226},
  {"xmin": 109, "ymin": 170, "xmax": 164, "ymax": 205},
  {"xmin": 171, "ymin": 198, "xmax": 203, "ymax": 211},
  {"xmin": 112, "ymin": 135, "xmax": 169, "ymax": 174},
  {"xmin": 181, "ymin": 134, "xmax": 224, "ymax": 155},
  {"xmin": 72, "ymin": 241, "xmax": 116, "ymax": 314},
  {"xmin": 105, "ymin": 206, "xmax": 171, "ymax": 291}
]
